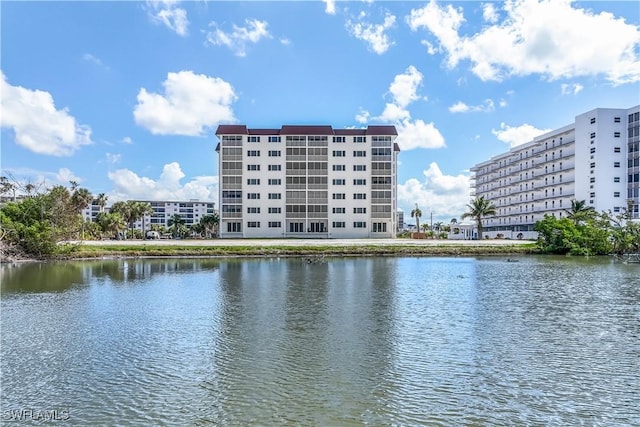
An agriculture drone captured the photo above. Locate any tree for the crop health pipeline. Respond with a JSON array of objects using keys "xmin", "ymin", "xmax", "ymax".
[
  {"xmin": 0, "ymin": 176, "xmax": 17, "ymax": 201},
  {"xmin": 199, "ymin": 213, "xmax": 219, "ymax": 238},
  {"xmin": 461, "ymin": 196, "xmax": 497, "ymax": 240},
  {"xmin": 565, "ymin": 199, "xmax": 596, "ymax": 224},
  {"xmin": 96, "ymin": 193, "xmax": 108, "ymax": 213},
  {"xmin": 71, "ymin": 188, "xmax": 93, "ymax": 214},
  {"xmin": 168, "ymin": 214, "xmax": 187, "ymax": 238},
  {"xmin": 96, "ymin": 212, "xmax": 126, "ymax": 239},
  {"xmin": 110, "ymin": 201, "xmax": 152, "ymax": 239},
  {"xmin": 411, "ymin": 204, "xmax": 422, "ymax": 232},
  {"xmin": 434, "ymin": 221, "xmax": 444, "ymax": 232}
]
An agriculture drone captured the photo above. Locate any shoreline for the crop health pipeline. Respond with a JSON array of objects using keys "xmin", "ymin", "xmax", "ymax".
[{"xmin": 2, "ymin": 239, "xmax": 538, "ymax": 263}]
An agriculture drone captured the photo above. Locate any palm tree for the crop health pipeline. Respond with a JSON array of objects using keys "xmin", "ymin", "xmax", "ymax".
[
  {"xmin": 110, "ymin": 201, "xmax": 153, "ymax": 239},
  {"xmin": 434, "ymin": 221, "xmax": 444, "ymax": 232},
  {"xmin": 461, "ymin": 196, "xmax": 497, "ymax": 240},
  {"xmin": 71, "ymin": 188, "xmax": 93, "ymax": 214},
  {"xmin": 96, "ymin": 193, "xmax": 108, "ymax": 213},
  {"xmin": 450, "ymin": 218, "xmax": 458, "ymax": 225},
  {"xmin": 168, "ymin": 214, "xmax": 186, "ymax": 238},
  {"xmin": 565, "ymin": 199, "xmax": 596, "ymax": 224},
  {"xmin": 199, "ymin": 213, "xmax": 219, "ymax": 238},
  {"xmin": 411, "ymin": 204, "xmax": 422, "ymax": 233},
  {"xmin": 96, "ymin": 212, "xmax": 126, "ymax": 239}
]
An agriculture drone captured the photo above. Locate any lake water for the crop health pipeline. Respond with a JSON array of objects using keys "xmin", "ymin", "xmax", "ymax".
[{"xmin": 1, "ymin": 256, "xmax": 639, "ymax": 426}]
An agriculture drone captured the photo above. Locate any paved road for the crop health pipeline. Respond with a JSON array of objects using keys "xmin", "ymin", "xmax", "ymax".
[{"xmin": 77, "ymin": 238, "xmax": 532, "ymax": 247}]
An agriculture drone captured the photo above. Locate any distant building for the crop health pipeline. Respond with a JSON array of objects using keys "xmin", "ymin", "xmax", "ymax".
[
  {"xmin": 215, "ymin": 124, "xmax": 400, "ymax": 238},
  {"xmin": 82, "ymin": 199, "xmax": 216, "ymax": 230},
  {"xmin": 471, "ymin": 105, "xmax": 640, "ymax": 239},
  {"xmin": 396, "ymin": 210, "xmax": 404, "ymax": 231}
]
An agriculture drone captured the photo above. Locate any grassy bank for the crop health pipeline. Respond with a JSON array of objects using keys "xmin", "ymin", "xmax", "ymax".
[{"xmin": 61, "ymin": 242, "xmax": 539, "ymax": 259}]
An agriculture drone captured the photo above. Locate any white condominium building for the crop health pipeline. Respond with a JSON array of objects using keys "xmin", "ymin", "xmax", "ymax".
[
  {"xmin": 83, "ymin": 200, "xmax": 216, "ymax": 230},
  {"xmin": 471, "ymin": 105, "xmax": 640, "ymax": 239},
  {"xmin": 215, "ymin": 124, "xmax": 399, "ymax": 238}
]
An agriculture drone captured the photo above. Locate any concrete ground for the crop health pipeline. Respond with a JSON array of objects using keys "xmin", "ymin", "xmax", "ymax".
[{"xmin": 77, "ymin": 238, "xmax": 533, "ymax": 247}]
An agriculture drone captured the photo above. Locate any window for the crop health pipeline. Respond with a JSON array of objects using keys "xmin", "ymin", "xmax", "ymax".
[
  {"xmin": 226, "ymin": 222, "xmax": 242, "ymax": 233},
  {"xmin": 268, "ymin": 150, "xmax": 281, "ymax": 157},
  {"xmin": 590, "ymin": 117, "xmax": 596, "ymax": 124},
  {"xmin": 268, "ymin": 164, "xmax": 281, "ymax": 171},
  {"xmin": 268, "ymin": 179, "xmax": 281, "ymax": 185},
  {"xmin": 614, "ymin": 117, "xmax": 621, "ymax": 123},
  {"xmin": 247, "ymin": 178, "xmax": 260, "ymax": 185},
  {"xmin": 268, "ymin": 222, "xmax": 281, "ymax": 228},
  {"xmin": 353, "ymin": 150, "xmax": 366, "ymax": 157},
  {"xmin": 353, "ymin": 221, "xmax": 367, "ymax": 228},
  {"xmin": 332, "ymin": 207, "xmax": 345, "ymax": 214},
  {"xmin": 353, "ymin": 165, "xmax": 366, "ymax": 171},
  {"xmin": 614, "ymin": 177, "xmax": 621, "ymax": 183},
  {"xmin": 268, "ymin": 193, "xmax": 281, "ymax": 200},
  {"xmin": 614, "ymin": 207, "xmax": 621, "ymax": 213},
  {"xmin": 247, "ymin": 150, "xmax": 260, "ymax": 156},
  {"xmin": 247, "ymin": 207, "xmax": 260, "ymax": 214},
  {"xmin": 614, "ymin": 162, "xmax": 621, "ymax": 167},
  {"xmin": 333, "ymin": 136, "xmax": 345, "ymax": 143},
  {"xmin": 332, "ymin": 193, "xmax": 346, "ymax": 200},
  {"xmin": 353, "ymin": 207, "xmax": 366, "ymax": 214},
  {"xmin": 590, "ymin": 147, "xmax": 596, "ymax": 154},
  {"xmin": 372, "ymin": 223, "xmax": 387, "ymax": 233},
  {"xmin": 332, "ymin": 221, "xmax": 345, "ymax": 228},
  {"xmin": 268, "ymin": 207, "xmax": 282, "ymax": 214},
  {"xmin": 247, "ymin": 221, "xmax": 260, "ymax": 228},
  {"xmin": 353, "ymin": 193, "xmax": 366, "ymax": 200},
  {"xmin": 248, "ymin": 136, "xmax": 260, "ymax": 143},
  {"xmin": 332, "ymin": 179, "xmax": 345, "ymax": 185},
  {"xmin": 247, "ymin": 164, "xmax": 260, "ymax": 171},
  {"xmin": 247, "ymin": 193, "xmax": 260, "ymax": 199},
  {"xmin": 353, "ymin": 136, "xmax": 366, "ymax": 143},
  {"xmin": 614, "ymin": 192, "xmax": 621, "ymax": 198},
  {"xmin": 353, "ymin": 179, "xmax": 366, "ymax": 185},
  {"xmin": 590, "ymin": 162, "xmax": 596, "ymax": 168},
  {"xmin": 590, "ymin": 192, "xmax": 595, "ymax": 198},
  {"xmin": 614, "ymin": 147, "xmax": 621, "ymax": 153},
  {"xmin": 590, "ymin": 177, "xmax": 595, "ymax": 183},
  {"xmin": 614, "ymin": 132, "xmax": 621, "ymax": 138},
  {"xmin": 268, "ymin": 136, "xmax": 281, "ymax": 143},
  {"xmin": 333, "ymin": 164, "xmax": 345, "ymax": 171},
  {"xmin": 333, "ymin": 150, "xmax": 346, "ymax": 157},
  {"xmin": 590, "ymin": 132, "xmax": 596, "ymax": 139}
]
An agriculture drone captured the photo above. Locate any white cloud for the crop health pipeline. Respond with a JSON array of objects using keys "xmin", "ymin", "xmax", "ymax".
[
  {"xmin": 134, "ymin": 70, "xmax": 237, "ymax": 136},
  {"xmin": 492, "ymin": 122, "xmax": 551, "ymax": 147},
  {"xmin": 499, "ymin": 98, "xmax": 508, "ymax": 107},
  {"xmin": 346, "ymin": 12, "xmax": 396, "ymax": 54},
  {"xmin": 408, "ymin": 0, "xmax": 640, "ymax": 85},
  {"xmin": 358, "ymin": 66, "xmax": 445, "ymax": 151},
  {"xmin": 398, "ymin": 162, "xmax": 471, "ymax": 222},
  {"xmin": 107, "ymin": 162, "xmax": 218, "ymax": 204},
  {"xmin": 206, "ymin": 19, "xmax": 271, "ymax": 57},
  {"xmin": 56, "ymin": 168, "xmax": 82, "ymax": 184},
  {"xmin": 355, "ymin": 109, "xmax": 370, "ymax": 124},
  {"xmin": 388, "ymin": 65, "xmax": 424, "ymax": 108},
  {"xmin": 106, "ymin": 153, "xmax": 121, "ymax": 166},
  {"xmin": 395, "ymin": 119, "xmax": 445, "ymax": 150},
  {"xmin": 561, "ymin": 82, "xmax": 584, "ymax": 95},
  {"xmin": 146, "ymin": 0, "xmax": 188, "ymax": 36},
  {"xmin": 82, "ymin": 53, "xmax": 109, "ymax": 70},
  {"xmin": 323, "ymin": 0, "xmax": 336, "ymax": 15},
  {"xmin": 449, "ymin": 99, "xmax": 495, "ymax": 113},
  {"xmin": 482, "ymin": 3, "xmax": 499, "ymax": 23},
  {"xmin": 121, "ymin": 136, "xmax": 133, "ymax": 144},
  {"xmin": 0, "ymin": 72, "xmax": 93, "ymax": 156}
]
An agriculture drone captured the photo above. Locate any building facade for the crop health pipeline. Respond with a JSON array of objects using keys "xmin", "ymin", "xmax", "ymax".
[
  {"xmin": 82, "ymin": 200, "xmax": 216, "ymax": 230},
  {"xmin": 471, "ymin": 105, "xmax": 640, "ymax": 239},
  {"xmin": 216, "ymin": 124, "xmax": 399, "ymax": 238}
]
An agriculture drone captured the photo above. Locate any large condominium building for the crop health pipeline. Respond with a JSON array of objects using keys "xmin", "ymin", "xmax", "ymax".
[
  {"xmin": 215, "ymin": 124, "xmax": 399, "ymax": 238},
  {"xmin": 471, "ymin": 105, "xmax": 640, "ymax": 239},
  {"xmin": 83, "ymin": 200, "xmax": 216, "ymax": 230}
]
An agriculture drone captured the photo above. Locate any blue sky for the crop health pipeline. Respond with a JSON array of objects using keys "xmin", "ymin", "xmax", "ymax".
[{"xmin": 2, "ymin": 0, "xmax": 639, "ymax": 222}]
